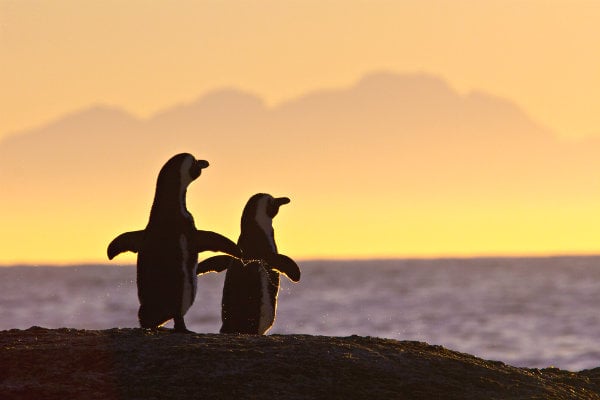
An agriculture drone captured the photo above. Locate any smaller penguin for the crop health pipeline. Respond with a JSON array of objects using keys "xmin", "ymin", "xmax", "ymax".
[
  {"xmin": 198, "ymin": 193, "xmax": 300, "ymax": 334},
  {"xmin": 107, "ymin": 153, "xmax": 241, "ymax": 333}
]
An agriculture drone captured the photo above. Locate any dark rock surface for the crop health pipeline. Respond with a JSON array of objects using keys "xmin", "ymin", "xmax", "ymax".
[{"xmin": 1, "ymin": 327, "xmax": 600, "ymax": 399}]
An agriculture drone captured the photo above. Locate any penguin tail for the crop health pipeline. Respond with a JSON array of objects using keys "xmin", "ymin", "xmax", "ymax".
[{"xmin": 138, "ymin": 305, "xmax": 170, "ymax": 329}]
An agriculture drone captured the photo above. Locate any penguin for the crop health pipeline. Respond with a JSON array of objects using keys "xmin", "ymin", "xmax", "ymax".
[
  {"xmin": 197, "ymin": 193, "xmax": 300, "ymax": 334},
  {"xmin": 107, "ymin": 153, "xmax": 242, "ymax": 333}
]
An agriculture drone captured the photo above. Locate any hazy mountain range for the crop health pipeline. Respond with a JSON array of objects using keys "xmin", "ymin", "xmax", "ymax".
[{"xmin": 1, "ymin": 72, "xmax": 599, "ymax": 261}]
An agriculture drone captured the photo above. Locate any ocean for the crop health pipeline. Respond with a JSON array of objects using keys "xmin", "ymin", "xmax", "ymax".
[{"xmin": 1, "ymin": 257, "xmax": 600, "ymax": 372}]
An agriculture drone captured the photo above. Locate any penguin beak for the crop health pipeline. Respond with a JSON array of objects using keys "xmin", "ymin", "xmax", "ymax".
[
  {"xmin": 197, "ymin": 160, "xmax": 209, "ymax": 169},
  {"xmin": 275, "ymin": 197, "xmax": 290, "ymax": 206},
  {"xmin": 267, "ymin": 197, "xmax": 290, "ymax": 218},
  {"xmin": 190, "ymin": 159, "xmax": 209, "ymax": 180}
]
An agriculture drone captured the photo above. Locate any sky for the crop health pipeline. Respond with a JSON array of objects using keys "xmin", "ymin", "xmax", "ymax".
[
  {"xmin": 2, "ymin": 0, "xmax": 600, "ymax": 141},
  {"xmin": 1, "ymin": 1, "xmax": 600, "ymax": 264}
]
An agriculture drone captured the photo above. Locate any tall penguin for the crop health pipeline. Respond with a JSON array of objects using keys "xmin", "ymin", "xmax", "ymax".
[
  {"xmin": 198, "ymin": 193, "xmax": 300, "ymax": 334},
  {"xmin": 107, "ymin": 153, "xmax": 241, "ymax": 333}
]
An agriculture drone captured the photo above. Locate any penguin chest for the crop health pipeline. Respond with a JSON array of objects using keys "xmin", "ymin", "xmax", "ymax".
[
  {"xmin": 257, "ymin": 266, "xmax": 276, "ymax": 334},
  {"xmin": 179, "ymin": 234, "xmax": 197, "ymax": 315}
]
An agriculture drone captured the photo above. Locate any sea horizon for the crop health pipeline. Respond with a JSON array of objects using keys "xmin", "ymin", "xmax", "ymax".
[{"xmin": 3, "ymin": 252, "xmax": 600, "ymax": 268}]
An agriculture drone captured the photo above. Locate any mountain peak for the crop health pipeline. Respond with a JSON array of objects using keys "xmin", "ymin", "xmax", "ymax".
[
  {"xmin": 356, "ymin": 71, "xmax": 455, "ymax": 93},
  {"xmin": 149, "ymin": 88, "xmax": 266, "ymax": 124}
]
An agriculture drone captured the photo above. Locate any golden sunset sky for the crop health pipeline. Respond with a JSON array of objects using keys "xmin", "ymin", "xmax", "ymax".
[
  {"xmin": 3, "ymin": 0, "xmax": 600, "ymax": 140},
  {"xmin": 1, "ymin": 1, "xmax": 600, "ymax": 264}
]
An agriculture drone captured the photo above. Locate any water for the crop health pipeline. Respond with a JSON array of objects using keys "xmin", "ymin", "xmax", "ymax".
[{"xmin": 1, "ymin": 257, "xmax": 600, "ymax": 371}]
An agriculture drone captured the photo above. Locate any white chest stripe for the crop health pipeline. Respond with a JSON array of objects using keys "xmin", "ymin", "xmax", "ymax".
[
  {"xmin": 255, "ymin": 196, "xmax": 276, "ymax": 251},
  {"xmin": 179, "ymin": 157, "xmax": 194, "ymax": 218},
  {"xmin": 258, "ymin": 267, "xmax": 275, "ymax": 334},
  {"xmin": 180, "ymin": 234, "xmax": 194, "ymax": 315}
]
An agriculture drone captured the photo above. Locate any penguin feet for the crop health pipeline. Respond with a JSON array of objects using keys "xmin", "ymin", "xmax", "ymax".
[{"xmin": 173, "ymin": 316, "xmax": 194, "ymax": 334}]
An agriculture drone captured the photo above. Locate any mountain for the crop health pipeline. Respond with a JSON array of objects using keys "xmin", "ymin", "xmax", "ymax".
[
  {"xmin": 0, "ymin": 72, "xmax": 557, "ymax": 185},
  {"xmin": 1, "ymin": 72, "xmax": 599, "ymax": 262}
]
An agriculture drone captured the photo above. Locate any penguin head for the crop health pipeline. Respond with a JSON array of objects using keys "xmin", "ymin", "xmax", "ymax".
[
  {"xmin": 241, "ymin": 193, "xmax": 290, "ymax": 232},
  {"xmin": 149, "ymin": 153, "xmax": 209, "ymax": 221},
  {"xmin": 156, "ymin": 153, "xmax": 209, "ymax": 190},
  {"xmin": 238, "ymin": 194, "xmax": 298, "ymax": 281},
  {"xmin": 244, "ymin": 193, "xmax": 290, "ymax": 220},
  {"xmin": 267, "ymin": 196, "xmax": 291, "ymax": 218}
]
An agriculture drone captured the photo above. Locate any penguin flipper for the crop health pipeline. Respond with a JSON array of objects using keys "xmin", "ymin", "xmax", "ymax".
[
  {"xmin": 107, "ymin": 230, "xmax": 144, "ymax": 259},
  {"xmin": 267, "ymin": 254, "xmax": 301, "ymax": 282},
  {"xmin": 194, "ymin": 230, "xmax": 242, "ymax": 258},
  {"xmin": 197, "ymin": 255, "xmax": 241, "ymax": 275}
]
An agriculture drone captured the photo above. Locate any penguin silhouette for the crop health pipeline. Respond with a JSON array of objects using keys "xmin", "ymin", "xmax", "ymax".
[
  {"xmin": 107, "ymin": 153, "xmax": 242, "ymax": 332},
  {"xmin": 198, "ymin": 193, "xmax": 300, "ymax": 334}
]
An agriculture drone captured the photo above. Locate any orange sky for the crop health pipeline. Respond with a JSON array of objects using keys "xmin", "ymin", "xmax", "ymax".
[
  {"xmin": 2, "ymin": 1, "xmax": 600, "ymax": 140},
  {"xmin": 1, "ymin": 1, "xmax": 600, "ymax": 264}
]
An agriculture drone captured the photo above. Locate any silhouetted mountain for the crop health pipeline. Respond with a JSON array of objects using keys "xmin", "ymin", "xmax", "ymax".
[
  {"xmin": 1, "ymin": 72, "xmax": 598, "ymax": 261},
  {"xmin": 0, "ymin": 72, "xmax": 556, "ymax": 183}
]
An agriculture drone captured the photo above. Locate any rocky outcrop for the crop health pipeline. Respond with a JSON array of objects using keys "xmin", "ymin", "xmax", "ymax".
[{"xmin": 2, "ymin": 327, "xmax": 600, "ymax": 399}]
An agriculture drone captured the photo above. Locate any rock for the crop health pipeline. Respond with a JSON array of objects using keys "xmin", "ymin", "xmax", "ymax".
[{"xmin": 1, "ymin": 327, "xmax": 600, "ymax": 399}]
